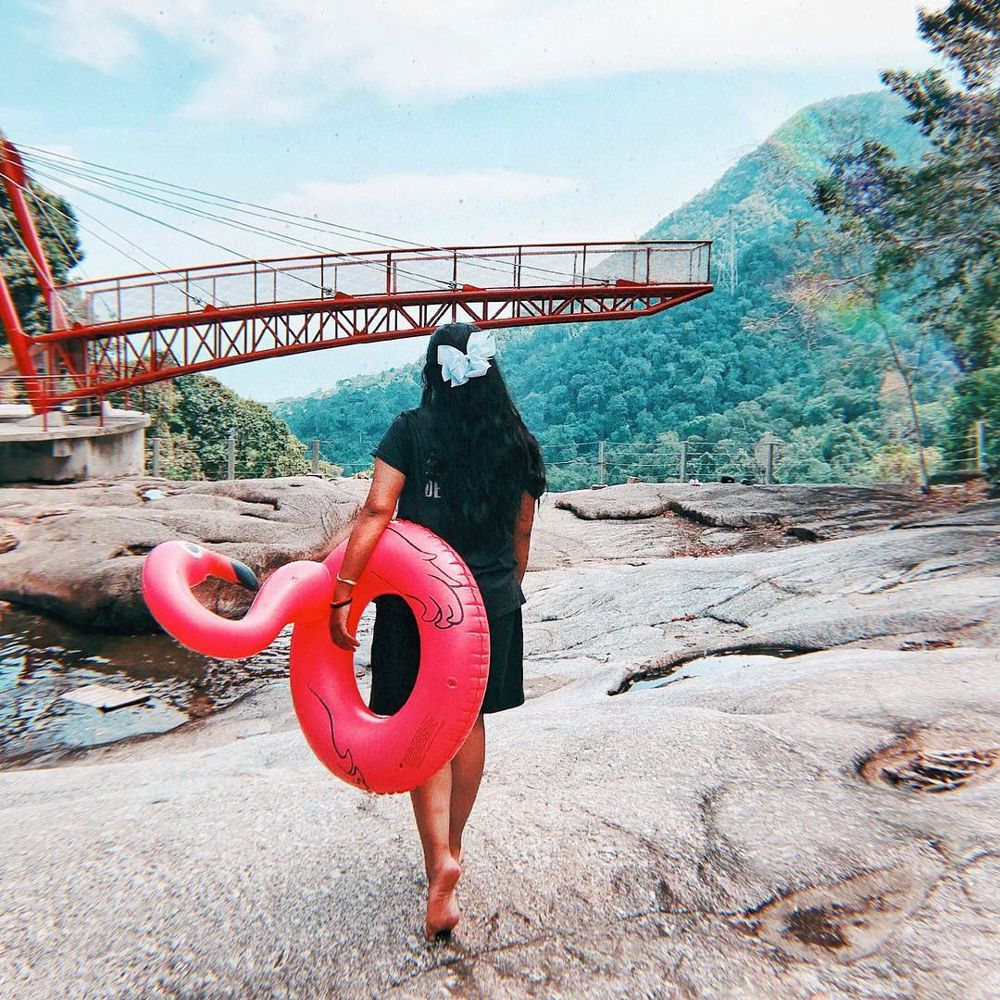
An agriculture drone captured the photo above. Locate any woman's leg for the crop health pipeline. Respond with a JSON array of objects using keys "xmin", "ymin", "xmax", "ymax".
[
  {"xmin": 410, "ymin": 765, "xmax": 461, "ymax": 939},
  {"xmin": 409, "ymin": 716, "xmax": 486, "ymax": 938},
  {"xmin": 448, "ymin": 715, "xmax": 486, "ymax": 862}
]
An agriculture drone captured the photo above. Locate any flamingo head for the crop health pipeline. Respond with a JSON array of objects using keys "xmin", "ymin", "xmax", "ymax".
[{"xmin": 174, "ymin": 541, "xmax": 260, "ymax": 591}]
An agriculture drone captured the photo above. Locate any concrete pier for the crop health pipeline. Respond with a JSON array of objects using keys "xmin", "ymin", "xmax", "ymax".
[{"xmin": 0, "ymin": 404, "xmax": 149, "ymax": 483}]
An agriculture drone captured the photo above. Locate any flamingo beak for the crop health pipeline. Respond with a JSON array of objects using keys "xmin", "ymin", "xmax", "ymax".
[{"xmin": 230, "ymin": 558, "xmax": 259, "ymax": 591}]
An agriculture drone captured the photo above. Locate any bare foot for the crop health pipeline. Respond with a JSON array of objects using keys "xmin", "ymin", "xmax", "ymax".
[{"xmin": 424, "ymin": 856, "xmax": 461, "ymax": 941}]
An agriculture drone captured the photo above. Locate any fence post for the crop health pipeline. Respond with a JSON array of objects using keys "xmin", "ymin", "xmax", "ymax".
[
  {"xmin": 679, "ymin": 441, "xmax": 687, "ymax": 483},
  {"xmin": 226, "ymin": 432, "xmax": 236, "ymax": 480},
  {"xmin": 311, "ymin": 439, "xmax": 320, "ymax": 474},
  {"xmin": 597, "ymin": 440, "xmax": 607, "ymax": 486},
  {"xmin": 765, "ymin": 442, "xmax": 776, "ymax": 485},
  {"xmin": 150, "ymin": 437, "xmax": 161, "ymax": 477},
  {"xmin": 974, "ymin": 420, "xmax": 986, "ymax": 473}
]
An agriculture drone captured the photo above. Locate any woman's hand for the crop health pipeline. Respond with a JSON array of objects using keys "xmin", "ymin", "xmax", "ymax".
[{"xmin": 328, "ymin": 604, "xmax": 359, "ymax": 651}]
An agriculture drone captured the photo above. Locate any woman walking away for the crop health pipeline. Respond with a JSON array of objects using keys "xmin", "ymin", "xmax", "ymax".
[{"xmin": 327, "ymin": 322, "xmax": 546, "ymax": 941}]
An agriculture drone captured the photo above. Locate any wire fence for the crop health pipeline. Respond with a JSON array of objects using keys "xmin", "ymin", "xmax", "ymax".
[
  {"xmin": 2, "ymin": 374, "xmax": 988, "ymax": 490},
  {"xmin": 2, "ymin": 375, "xmax": 987, "ymax": 488},
  {"xmin": 145, "ymin": 434, "xmax": 341, "ymax": 483},
  {"xmin": 535, "ymin": 431, "xmax": 991, "ymax": 489},
  {"xmin": 144, "ymin": 423, "xmax": 993, "ymax": 490}
]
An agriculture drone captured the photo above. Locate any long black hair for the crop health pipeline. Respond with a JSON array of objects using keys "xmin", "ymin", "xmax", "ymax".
[{"xmin": 420, "ymin": 322, "xmax": 545, "ymax": 550}]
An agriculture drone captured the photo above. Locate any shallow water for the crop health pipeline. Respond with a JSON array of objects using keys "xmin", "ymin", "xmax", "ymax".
[
  {"xmin": 0, "ymin": 600, "xmax": 383, "ymax": 766},
  {"xmin": 0, "ymin": 602, "xmax": 290, "ymax": 765}
]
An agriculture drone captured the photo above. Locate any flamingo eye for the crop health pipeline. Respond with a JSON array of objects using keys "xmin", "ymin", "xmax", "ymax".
[{"xmin": 183, "ymin": 542, "xmax": 203, "ymax": 557}]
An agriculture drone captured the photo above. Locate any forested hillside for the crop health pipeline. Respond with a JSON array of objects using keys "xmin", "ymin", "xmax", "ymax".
[
  {"xmin": 140, "ymin": 375, "xmax": 311, "ymax": 480},
  {"xmin": 276, "ymin": 92, "xmax": 961, "ymax": 489}
]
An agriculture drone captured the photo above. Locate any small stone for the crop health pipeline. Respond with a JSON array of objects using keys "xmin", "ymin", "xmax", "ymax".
[{"xmin": 61, "ymin": 683, "xmax": 151, "ymax": 711}]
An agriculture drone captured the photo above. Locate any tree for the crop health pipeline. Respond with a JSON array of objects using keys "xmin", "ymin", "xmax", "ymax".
[
  {"xmin": 154, "ymin": 374, "xmax": 309, "ymax": 479},
  {"xmin": 280, "ymin": 93, "xmax": 965, "ymax": 491},
  {"xmin": 813, "ymin": 1, "xmax": 998, "ymax": 481}
]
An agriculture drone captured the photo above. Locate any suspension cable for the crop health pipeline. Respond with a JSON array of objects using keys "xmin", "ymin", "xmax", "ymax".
[
  {"xmin": 28, "ymin": 159, "xmax": 456, "ymax": 292},
  {"xmin": 25, "ymin": 188, "xmax": 83, "ymax": 269},
  {"xmin": 21, "ymin": 188, "xmax": 112, "ymax": 321},
  {"xmin": 21, "ymin": 144, "xmax": 597, "ymax": 286},
  {"xmin": 26, "ymin": 169, "xmax": 331, "ymax": 299},
  {"xmin": 2, "ymin": 170, "xmax": 219, "ymax": 315},
  {"xmin": 26, "ymin": 153, "xmax": 457, "ymax": 284},
  {"xmin": 0, "ymin": 204, "xmax": 77, "ymax": 321}
]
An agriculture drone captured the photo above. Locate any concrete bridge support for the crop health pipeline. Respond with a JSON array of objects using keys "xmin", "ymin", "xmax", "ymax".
[{"xmin": 0, "ymin": 405, "xmax": 149, "ymax": 483}]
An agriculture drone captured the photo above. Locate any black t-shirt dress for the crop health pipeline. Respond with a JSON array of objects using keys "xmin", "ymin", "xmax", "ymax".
[{"xmin": 368, "ymin": 407, "xmax": 544, "ymax": 715}]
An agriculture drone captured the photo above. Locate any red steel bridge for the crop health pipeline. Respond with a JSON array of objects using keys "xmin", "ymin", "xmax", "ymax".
[{"xmin": 0, "ymin": 136, "xmax": 713, "ymax": 413}]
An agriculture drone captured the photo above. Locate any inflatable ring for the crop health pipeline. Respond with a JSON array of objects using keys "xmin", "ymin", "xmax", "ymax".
[{"xmin": 141, "ymin": 520, "xmax": 490, "ymax": 793}]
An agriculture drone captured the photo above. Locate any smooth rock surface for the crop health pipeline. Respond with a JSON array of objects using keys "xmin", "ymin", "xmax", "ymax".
[
  {"xmin": 0, "ymin": 477, "xmax": 362, "ymax": 631},
  {"xmin": 1, "ymin": 491, "xmax": 997, "ymax": 998},
  {"xmin": 554, "ymin": 481, "xmax": 977, "ymax": 538},
  {"xmin": 528, "ymin": 506, "xmax": 999, "ymax": 691}
]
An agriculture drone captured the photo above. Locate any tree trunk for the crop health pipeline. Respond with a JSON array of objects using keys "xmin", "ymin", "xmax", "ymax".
[{"xmin": 873, "ymin": 303, "xmax": 931, "ymax": 493}]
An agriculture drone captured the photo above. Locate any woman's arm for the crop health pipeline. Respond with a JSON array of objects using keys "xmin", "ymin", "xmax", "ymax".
[
  {"xmin": 328, "ymin": 458, "xmax": 406, "ymax": 650},
  {"xmin": 513, "ymin": 491, "xmax": 536, "ymax": 585}
]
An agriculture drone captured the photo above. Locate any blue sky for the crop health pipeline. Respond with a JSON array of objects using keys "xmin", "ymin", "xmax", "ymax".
[{"xmin": 2, "ymin": 1, "xmax": 939, "ymax": 400}]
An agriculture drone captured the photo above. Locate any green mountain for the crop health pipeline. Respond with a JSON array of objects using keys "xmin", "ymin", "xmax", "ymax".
[
  {"xmin": 649, "ymin": 91, "xmax": 927, "ymax": 245},
  {"xmin": 276, "ymin": 92, "xmax": 954, "ymax": 489}
]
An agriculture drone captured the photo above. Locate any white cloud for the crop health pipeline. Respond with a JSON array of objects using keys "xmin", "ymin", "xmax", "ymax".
[
  {"xmin": 41, "ymin": 0, "xmax": 141, "ymax": 72},
  {"xmin": 276, "ymin": 169, "xmax": 579, "ymax": 232},
  {"xmin": 281, "ymin": 170, "xmax": 578, "ymax": 210},
  {"xmin": 275, "ymin": 169, "xmax": 580, "ymax": 244},
  {"xmin": 40, "ymin": 0, "xmax": 941, "ymax": 121}
]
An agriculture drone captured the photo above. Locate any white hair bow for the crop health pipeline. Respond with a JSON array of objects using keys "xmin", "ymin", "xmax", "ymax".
[{"xmin": 437, "ymin": 331, "xmax": 497, "ymax": 387}]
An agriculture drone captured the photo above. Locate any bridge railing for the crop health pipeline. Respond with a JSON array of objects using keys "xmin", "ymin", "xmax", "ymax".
[{"xmin": 58, "ymin": 241, "xmax": 712, "ymax": 327}]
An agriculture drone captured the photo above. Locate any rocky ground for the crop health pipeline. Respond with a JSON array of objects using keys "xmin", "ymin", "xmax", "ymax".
[
  {"xmin": 0, "ymin": 476, "xmax": 363, "ymax": 630},
  {"xmin": 0, "ymin": 477, "xmax": 368, "ymax": 763},
  {"xmin": 0, "ymin": 481, "xmax": 997, "ymax": 998}
]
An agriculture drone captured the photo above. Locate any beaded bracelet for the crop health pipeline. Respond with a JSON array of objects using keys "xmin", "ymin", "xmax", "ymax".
[
  {"xmin": 336, "ymin": 574, "xmax": 358, "ymax": 586},
  {"xmin": 330, "ymin": 598, "xmax": 353, "ymax": 610}
]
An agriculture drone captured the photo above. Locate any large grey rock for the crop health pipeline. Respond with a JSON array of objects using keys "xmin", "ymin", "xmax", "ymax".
[
  {"xmin": 555, "ymin": 481, "xmax": 676, "ymax": 519},
  {"xmin": 0, "ymin": 492, "xmax": 997, "ymax": 998},
  {"xmin": 0, "ymin": 477, "xmax": 361, "ymax": 631},
  {"xmin": 528, "ymin": 493, "xmax": 700, "ymax": 569},
  {"xmin": 0, "ymin": 647, "xmax": 996, "ymax": 998},
  {"xmin": 894, "ymin": 499, "xmax": 1000, "ymax": 529},
  {"xmin": 527, "ymin": 516, "xmax": 999, "ymax": 691},
  {"xmin": 555, "ymin": 481, "xmax": 974, "ymax": 538}
]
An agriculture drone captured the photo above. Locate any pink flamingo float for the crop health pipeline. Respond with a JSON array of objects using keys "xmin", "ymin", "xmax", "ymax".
[{"xmin": 142, "ymin": 521, "xmax": 489, "ymax": 793}]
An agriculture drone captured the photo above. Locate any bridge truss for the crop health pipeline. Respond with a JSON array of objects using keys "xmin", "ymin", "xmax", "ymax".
[{"xmin": 0, "ymin": 136, "xmax": 712, "ymax": 412}]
